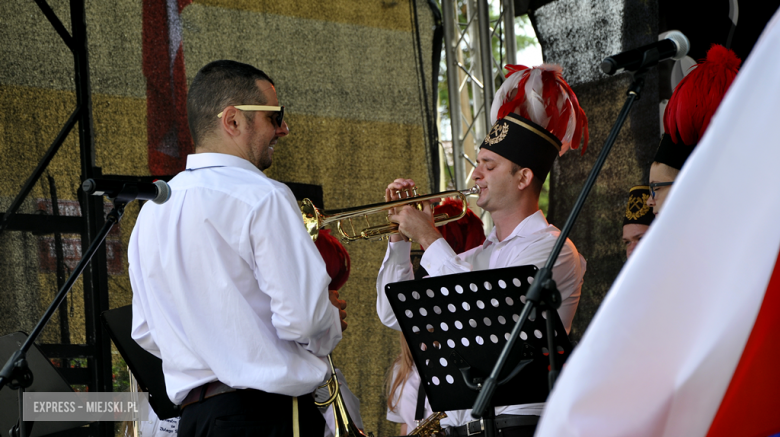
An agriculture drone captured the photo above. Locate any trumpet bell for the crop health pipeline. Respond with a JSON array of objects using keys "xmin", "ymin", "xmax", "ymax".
[{"xmin": 301, "ymin": 198, "xmax": 322, "ymax": 240}]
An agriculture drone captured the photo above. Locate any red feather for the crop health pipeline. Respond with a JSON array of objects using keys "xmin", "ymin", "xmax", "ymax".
[{"xmin": 664, "ymin": 44, "xmax": 741, "ymax": 145}]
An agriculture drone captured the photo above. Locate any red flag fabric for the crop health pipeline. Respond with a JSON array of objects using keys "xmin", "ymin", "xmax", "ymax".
[{"xmin": 142, "ymin": 0, "xmax": 193, "ymax": 176}]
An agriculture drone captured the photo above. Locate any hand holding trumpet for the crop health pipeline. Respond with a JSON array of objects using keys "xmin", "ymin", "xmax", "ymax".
[{"xmin": 385, "ymin": 178, "xmax": 443, "ymax": 249}]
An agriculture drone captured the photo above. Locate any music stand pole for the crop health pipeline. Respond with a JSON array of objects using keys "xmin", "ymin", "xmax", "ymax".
[{"xmin": 472, "ymin": 68, "xmax": 650, "ymax": 419}]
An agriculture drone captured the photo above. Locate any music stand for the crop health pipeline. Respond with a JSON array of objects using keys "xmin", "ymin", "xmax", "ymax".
[
  {"xmin": 0, "ymin": 332, "xmax": 91, "ymax": 437},
  {"xmin": 101, "ymin": 306, "xmax": 179, "ymax": 420},
  {"xmin": 384, "ymin": 265, "xmax": 572, "ymax": 425}
]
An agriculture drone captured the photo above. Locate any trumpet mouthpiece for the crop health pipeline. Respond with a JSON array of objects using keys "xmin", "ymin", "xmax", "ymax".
[{"xmin": 463, "ymin": 186, "xmax": 481, "ymax": 195}]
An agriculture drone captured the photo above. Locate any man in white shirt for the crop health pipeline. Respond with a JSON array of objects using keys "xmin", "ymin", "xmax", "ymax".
[
  {"xmin": 129, "ymin": 60, "xmax": 344, "ymax": 437},
  {"xmin": 376, "ymin": 64, "xmax": 588, "ymax": 437}
]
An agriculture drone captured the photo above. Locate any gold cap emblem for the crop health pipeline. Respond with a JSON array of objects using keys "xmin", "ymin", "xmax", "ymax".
[
  {"xmin": 625, "ymin": 193, "xmax": 650, "ymax": 221},
  {"xmin": 484, "ymin": 122, "xmax": 509, "ymax": 146}
]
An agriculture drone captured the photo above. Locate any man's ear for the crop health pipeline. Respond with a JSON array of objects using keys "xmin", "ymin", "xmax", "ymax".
[
  {"xmin": 218, "ymin": 106, "xmax": 245, "ymax": 138},
  {"xmin": 516, "ymin": 167, "xmax": 535, "ymax": 191}
]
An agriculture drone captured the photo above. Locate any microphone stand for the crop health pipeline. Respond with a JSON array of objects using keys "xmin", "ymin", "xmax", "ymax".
[
  {"xmin": 0, "ymin": 185, "xmax": 140, "ymax": 437},
  {"xmin": 471, "ymin": 61, "xmax": 655, "ymax": 418}
]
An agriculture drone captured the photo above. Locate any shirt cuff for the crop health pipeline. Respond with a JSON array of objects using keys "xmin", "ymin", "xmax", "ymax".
[
  {"xmin": 385, "ymin": 240, "xmax": 413, "ymax": 263},
  {"xmin": 420, "ymin": 238, "xmax": 458, "ymax": 273}
]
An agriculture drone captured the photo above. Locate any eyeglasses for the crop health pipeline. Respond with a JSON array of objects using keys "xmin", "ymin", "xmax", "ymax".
[
  {"xmin": 217, "ymin": 105, "xmax": 285, "ymax": 128},
  {"xmin": 649, "ymin": 181, "xmax": 673, "ymax": 198}
]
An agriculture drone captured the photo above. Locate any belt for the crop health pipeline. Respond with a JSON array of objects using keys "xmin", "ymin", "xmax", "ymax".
[
  {"xmin": 448, "ymin": 415, "xmax": 540, "ymax": 437},
  {"xmin": 180, "ymin": 381, "xmax": 237, "ymax": 410}
]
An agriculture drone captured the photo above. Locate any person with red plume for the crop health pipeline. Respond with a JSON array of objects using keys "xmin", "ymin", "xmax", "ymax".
[
  {"xmin": 312, "ymin": 229, "xmax": 366, "ymax": 437},
  {"xmin": 376, "ymin": 64, "xmax": 588, "ymax": 436},
  {"xmin": 315, "ymin": 229, "xmax": 350, "ymax": 331},
  {"xmin": 647, "ymin": 44, "xmax": 741, "ymax": 215}
]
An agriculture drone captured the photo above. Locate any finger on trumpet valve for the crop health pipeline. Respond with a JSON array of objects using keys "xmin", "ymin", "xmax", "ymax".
[
  {"xmin": 395, "ymin": 190, "xmax": 401, "ymax": 199},
  {"xmin": 413, "ymin": 187, "xmax": 419, "ymax": 197},
  {"xmin": 403, "ymin": 189, "xmax": 410, "ymax": 198}
]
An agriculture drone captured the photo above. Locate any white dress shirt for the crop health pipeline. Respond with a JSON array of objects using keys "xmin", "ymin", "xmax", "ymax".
[
  {"xmin": 376, "ymin": 210, "xmax": 585, "ymax": 424},
  {"xmin": 130, "ymin": 153, "xmax": 342, "ymax": 404},
  {"xmin": 386, "ymin": 364, "xmax": 433, "ymax": 431}
]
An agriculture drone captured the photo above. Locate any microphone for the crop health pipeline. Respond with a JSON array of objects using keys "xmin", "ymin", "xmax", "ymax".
[
  {"xmin": 82, "ymin": 178, "xmax": 171, "ymax": 204},
  {"xmin": 601, "ymin": 30, "xmax": 690, "ymax": 75}
]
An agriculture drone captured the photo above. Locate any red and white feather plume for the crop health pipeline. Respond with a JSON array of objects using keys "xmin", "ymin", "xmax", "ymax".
[
  {"xmin": 664, "ymin": 44, "xmax": 741, "ymax": 146},
  {"xmin": 490, "ymin": 64, "xmax": 589, "ymax": 155}
]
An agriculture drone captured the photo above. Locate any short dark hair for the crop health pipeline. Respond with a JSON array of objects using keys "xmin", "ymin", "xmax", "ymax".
[
  {"xmin": 510, "ymin": 163, "xmax": 544, "ymax": 196},
  {"xmin": 186, "ymin": 60, "xmax": 275, "ymax": 147}
]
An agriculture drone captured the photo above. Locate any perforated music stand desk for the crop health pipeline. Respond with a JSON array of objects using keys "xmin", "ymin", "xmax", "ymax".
[{"xmin": 385, "ymin": 265, "xmax": 572, "ymax": 412}]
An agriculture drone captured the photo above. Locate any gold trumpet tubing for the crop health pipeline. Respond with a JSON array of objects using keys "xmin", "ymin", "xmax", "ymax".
[
  {"xmin": 360, "ymin": 213, "xmax": 452, "ymax": 241},
  {"xmin": 313, "ymin": 355, "xmax": 368, "ymax": 437},
  {"xmin": 313, "ymin": 354, "xmax": 340, "ymax": 407}
]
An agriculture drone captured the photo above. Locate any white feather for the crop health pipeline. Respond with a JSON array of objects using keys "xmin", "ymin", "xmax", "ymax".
[
  {"xmin": 490, "ymin": 69, "xmax": 526, "ymax": 124},
  {"xmin": 524, "ymin": 69, "xmax": 550, "ymax": 129}
]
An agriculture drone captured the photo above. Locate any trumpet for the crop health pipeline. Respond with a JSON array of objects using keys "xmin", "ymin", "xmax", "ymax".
[
  {"xmin": 314, "ymin": 355, "xmax": 368, "ymax": 437},
  {"xmin": 301, "ymin": 186, "xmax": 480, "ymax": 242}
]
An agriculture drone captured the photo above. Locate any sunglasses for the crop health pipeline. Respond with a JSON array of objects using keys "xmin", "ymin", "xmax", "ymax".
[
  {"xmin": 649, "ymin": 181, "xmax": 673, "ymax": 198},
  {"xmin": 217, "ymin": 105, "xmax": 285, "ymax": 127}
]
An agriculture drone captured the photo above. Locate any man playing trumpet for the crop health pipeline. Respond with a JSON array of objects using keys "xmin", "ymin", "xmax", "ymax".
[{"xmin": 375, "ymin": 64, "xmax": 588, "ymax": 437}]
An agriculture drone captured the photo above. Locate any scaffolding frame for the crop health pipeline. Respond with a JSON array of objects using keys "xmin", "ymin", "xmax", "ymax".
[
  {"xmin": 440, "ymin": 0, "xmax": 517, "ymax": 231},
  {"xmin": 0, "ymin": 1, "xmax": 116, "ymax": 435}
]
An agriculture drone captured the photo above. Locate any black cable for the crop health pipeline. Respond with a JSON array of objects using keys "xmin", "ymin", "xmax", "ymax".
[{"xmin": 409, "ymin": 0, "xmax": 442, "ymax": 188}]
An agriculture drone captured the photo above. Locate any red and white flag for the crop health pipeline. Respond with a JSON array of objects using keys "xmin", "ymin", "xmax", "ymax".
[{"xmin": 536, "ymin": 8, "xmax": 780, "ymax": 437}]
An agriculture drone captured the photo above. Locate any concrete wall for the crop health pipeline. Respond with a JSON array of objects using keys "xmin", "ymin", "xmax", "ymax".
[
  {"xmin": 533, "ymin": 0, "xmax": 660, "ymax": 342},
  {"xmin": 1, "ymin": 1, "xmax": 436, "ymax": 434}
]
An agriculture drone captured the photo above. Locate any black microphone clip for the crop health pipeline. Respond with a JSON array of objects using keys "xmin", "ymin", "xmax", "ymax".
[
  {"xmin": 601, "ymin": 30, "xmax": 690, "ymax": 75},
  {"xmin": 82, "ymin": 178, "xmax": 171, "ymax": 205}
]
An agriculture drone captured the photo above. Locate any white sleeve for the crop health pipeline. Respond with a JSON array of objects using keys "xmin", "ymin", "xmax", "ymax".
[
  {"xmin": 246, "ymin": 188, "xmax": 342, "ymax": 356},
  {"xmin": 502, "ymin": 234, "xmax": 585, "ymax": 334},
  {"xmin": 420, "ymin": 238, "xmax": 478, "ymax": 276},
  {"xmin": 376, "ymin": 241, "xmax": 415, "ymax": 331}
]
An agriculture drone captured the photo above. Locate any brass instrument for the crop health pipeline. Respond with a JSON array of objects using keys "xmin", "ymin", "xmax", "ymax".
[
  {"xmin": 408, "ymin": 411, "xmax": 447, "ymax": 437},
  {"xmin": 301, "ymin": 186, "xmax": 481, "ymax": 242},
  {"xmin": 314, "ymin": 355, "xmax": 369, "ymax": 437}
]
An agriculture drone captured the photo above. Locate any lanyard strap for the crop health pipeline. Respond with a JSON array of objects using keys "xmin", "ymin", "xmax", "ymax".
[
  {"xmin": 415, "ymin": 380, "xmax": 427, "ymax": 421},
  {"xmin": 293, "ymin": 397, "xmax": 300, "ymax": 437}
]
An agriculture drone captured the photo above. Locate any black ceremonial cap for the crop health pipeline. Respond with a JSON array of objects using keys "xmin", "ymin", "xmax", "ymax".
[
  {"xmin": 480, "ymin": 113, "xmax": 561, "ymax": 181},
  {"xmin": 624, "ymin": 185, "xmax": 655, "ymax": 227}
]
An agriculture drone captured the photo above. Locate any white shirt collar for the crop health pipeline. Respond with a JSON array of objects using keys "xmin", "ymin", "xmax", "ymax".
[
  {"xmin": 484, "ymin": 210, "xmax": 550, "ymax": 246},
  {"xmin": 185, "ymin": 153, "xmax": 266, "ymax": 177}
]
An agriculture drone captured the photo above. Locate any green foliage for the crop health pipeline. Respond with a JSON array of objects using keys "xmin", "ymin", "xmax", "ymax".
[{"xmin": 112, "ymin": 355, "xmax": 130, "ymax": 393}]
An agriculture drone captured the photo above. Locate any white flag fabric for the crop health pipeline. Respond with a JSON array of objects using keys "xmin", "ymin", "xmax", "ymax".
[{"xmin": 536, "ymin": 8, "xmax": 780, "ymax": 437}]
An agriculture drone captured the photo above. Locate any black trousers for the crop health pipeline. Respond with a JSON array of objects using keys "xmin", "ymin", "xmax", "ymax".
[
  {"xmin": 178, "ymin": 390, "xmax": 325, "ymax": 437},
  {"xmin": 497, "ymin": 424, "xmax": 537, "ymax": 437}
]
